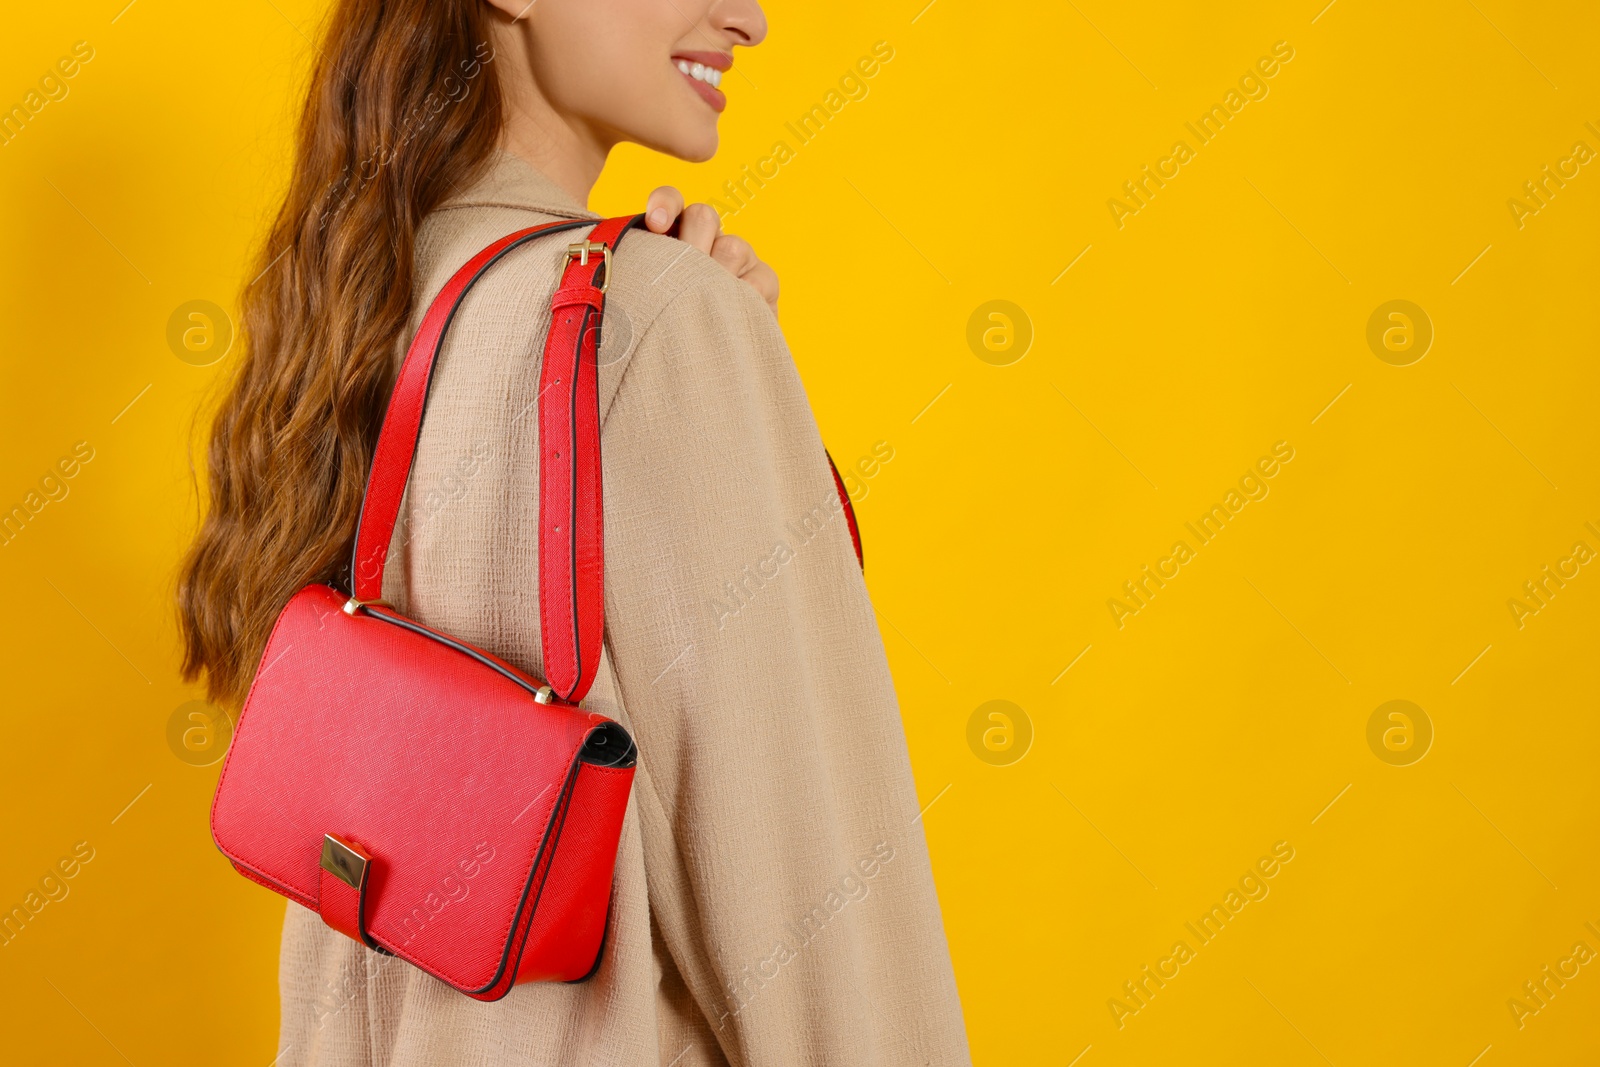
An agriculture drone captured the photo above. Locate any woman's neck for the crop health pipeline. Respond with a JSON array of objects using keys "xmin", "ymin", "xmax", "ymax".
[{"xmin": 491, "ymin": 21, "xmax": 612, "ymax": 207}]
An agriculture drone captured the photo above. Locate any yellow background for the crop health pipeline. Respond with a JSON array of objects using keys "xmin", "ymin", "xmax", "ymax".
[{"xmin": 2, "ymin": 0, "xmax": 1596, "ymax": 1063}]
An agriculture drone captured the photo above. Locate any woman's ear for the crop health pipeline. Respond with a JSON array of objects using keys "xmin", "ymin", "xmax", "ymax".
[{"xmin": 481, "ymin": 0, "xmax": 532, "ymax": 20}]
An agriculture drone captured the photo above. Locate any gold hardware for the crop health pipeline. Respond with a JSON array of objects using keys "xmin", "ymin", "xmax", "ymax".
[
  {"xmin": 342, "ymin": 597, "xmax": 392, "ymax": 616},
  {"xmin": 534, "ymin": 686, "xmax": 555, "ymax": 705},
  {"xmin": 320, "ymin": 834, "xmax": 370, "ymax": 890},
  {"xmin": 565, "ymin": 241, "xmax": 612, "ymax": 292}
]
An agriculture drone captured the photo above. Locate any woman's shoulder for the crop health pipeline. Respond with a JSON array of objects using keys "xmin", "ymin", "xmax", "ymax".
[
  {"xmin": 413, "ymin": 202, "xmax": 592, "ymax": 311},
  {"xmin": 608, "ymin": 226, "xmax": 776, "ymax": 342},
  {"xmin": 417, "ymin": 202, "xmax": 765, "ymax": 321}
]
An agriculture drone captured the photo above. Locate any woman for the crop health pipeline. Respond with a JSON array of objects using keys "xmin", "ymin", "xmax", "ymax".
[{"xmin": 178, "ymin": 0, "xmax": 970, "ymax": 1062}]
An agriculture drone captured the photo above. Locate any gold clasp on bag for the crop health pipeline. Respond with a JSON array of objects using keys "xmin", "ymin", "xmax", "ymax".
[
  {"xmin": 565, "ymin": 241, "xmax": 612, "ymax": 292},
  {"xmin": 320, "ymin": 834, "xmax": 370, "ymax": 890}
]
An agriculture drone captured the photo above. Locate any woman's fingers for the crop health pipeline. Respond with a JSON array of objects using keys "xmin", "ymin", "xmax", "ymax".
[
  {"xmin": 709, "ymin": 234, "xmax": 756, "ymax": 275},
  {"xmin": 741, "ymin": 261, "xmax": 780, "ymax": 312},
  {"xmin": 677, "ymin": 203, "xmax": 722, "ymax": 255},
  {"xmin": 712, "ymin": 236, "xmax": 778, "ymax": 312},
  {"xmin": 644, "ymin": 186, "xmax": 684, "ymax": 234},
  {"xmin": 638, "ymin": 190, "xmax": 777, "ymax": 314}
]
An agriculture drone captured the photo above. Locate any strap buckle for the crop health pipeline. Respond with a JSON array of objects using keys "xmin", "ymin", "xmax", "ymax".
[{"xmin": 565, "ymin": 241, "xmax": 612, "ymax": 292}]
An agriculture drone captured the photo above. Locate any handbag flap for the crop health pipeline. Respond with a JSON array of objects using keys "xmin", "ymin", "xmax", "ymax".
[{"xmin": 211, "ymin": 583, "xmax": 598, "ymax": 993}]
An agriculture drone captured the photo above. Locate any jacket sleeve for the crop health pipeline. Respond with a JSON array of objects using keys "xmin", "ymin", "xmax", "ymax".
[{"xmin": 596, "ymin": 257, "xmax": 972, "ymax": 1066}]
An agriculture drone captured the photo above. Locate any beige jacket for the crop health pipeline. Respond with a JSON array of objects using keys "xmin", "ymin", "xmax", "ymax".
[{"xmin": 276, "ymin": 152, "xmax": 970, "ymax": 1067}]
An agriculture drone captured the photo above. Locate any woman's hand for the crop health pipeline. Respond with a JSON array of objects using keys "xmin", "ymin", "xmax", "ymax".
[{"xmin": 645, "ymin": 186, "xmax": 779, "ymax": 315}]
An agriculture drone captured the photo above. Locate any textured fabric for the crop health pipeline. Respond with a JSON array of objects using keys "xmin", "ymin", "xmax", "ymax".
[{"xmin": 275, "ymin": 151, "xmax": 971, "ymax": 1067}]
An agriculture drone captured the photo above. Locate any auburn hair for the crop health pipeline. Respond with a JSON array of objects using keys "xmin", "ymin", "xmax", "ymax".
[{"xmin": 178, "ymin": 0, "xmax": 504, "ymax": 706}]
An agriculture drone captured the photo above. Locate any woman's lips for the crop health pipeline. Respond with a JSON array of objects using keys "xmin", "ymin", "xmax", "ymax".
[
  {"xmin": 673, "ymin": 52, "xmax": 730, "ymax": 113},
  {"xmin": 680, "ymin": 73, "xmax": 726, "ymax": 112}
]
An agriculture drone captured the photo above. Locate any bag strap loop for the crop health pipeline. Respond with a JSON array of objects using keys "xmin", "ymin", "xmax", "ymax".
[{"xmin": 349, "ymin": 215, "xmax": 645, "ymax": 705}]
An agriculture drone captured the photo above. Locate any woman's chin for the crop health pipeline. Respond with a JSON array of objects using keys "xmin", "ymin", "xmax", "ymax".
[
  {"xmin": 630, "ymin": 112, "xmax": 719, "ymax": 163},
  {"xmin": 659, "ymin": 128, "xmax": 718, "ymax": 164},
  {"xmin": 679, "ymin": 135, "xmax": 718, "ymax": 164}
]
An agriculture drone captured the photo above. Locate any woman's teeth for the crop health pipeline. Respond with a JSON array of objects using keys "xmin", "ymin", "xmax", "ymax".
[{"xmin": 676, "ymin": 60, "xmax": 722, "ymax": 89}]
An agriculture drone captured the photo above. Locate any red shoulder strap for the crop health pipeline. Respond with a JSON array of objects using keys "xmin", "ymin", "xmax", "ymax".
[
  {"xmin": 536, "ymin": 214, "xmax": 640, "ymax": 701},
  {"xmin": 826, "ymin": 451, "xmax": 863, "ymax": 569},
  {"xmin": 350, "ymin": 215, "xmax": 645, "ymax": 705}
]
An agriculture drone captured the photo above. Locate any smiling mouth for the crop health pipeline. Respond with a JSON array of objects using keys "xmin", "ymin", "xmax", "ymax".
[
  {"xmin": 672, "ymin": 52, "xmax": 731, "ymax": 113},
  {"xmin": 675, "ymin": 59, "xmax": 723, "ymax": 89}
]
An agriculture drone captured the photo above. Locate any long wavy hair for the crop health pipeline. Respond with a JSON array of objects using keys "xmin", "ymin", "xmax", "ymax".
[{"xmin": 178, "ymin": 0, "xmax": 504, "ymax": 706}]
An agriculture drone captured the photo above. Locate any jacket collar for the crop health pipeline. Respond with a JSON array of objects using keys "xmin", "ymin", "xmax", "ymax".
[{"xmin": 437, "ymin": 150, "xmax": 599, "ymax": 220}]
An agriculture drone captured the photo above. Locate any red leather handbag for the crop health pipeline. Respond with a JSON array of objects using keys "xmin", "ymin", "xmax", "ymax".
[{"xmin": 210, "ymin": 215, "xmax": 646, "ymax": 1000}]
